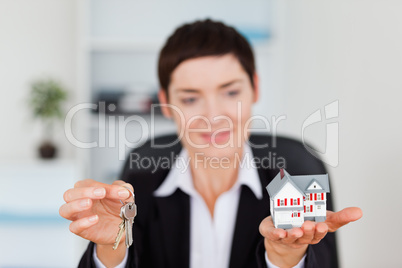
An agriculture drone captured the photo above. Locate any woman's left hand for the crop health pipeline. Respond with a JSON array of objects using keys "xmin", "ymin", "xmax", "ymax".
[{"xmin": 259, "ymin": 207, "xmax": 362, "ymax": 268}]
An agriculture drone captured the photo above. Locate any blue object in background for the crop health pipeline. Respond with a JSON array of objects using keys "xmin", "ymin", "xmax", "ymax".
[{"xmin": 237, "ymin": 27, "xmax": 271, "ymax": 43}]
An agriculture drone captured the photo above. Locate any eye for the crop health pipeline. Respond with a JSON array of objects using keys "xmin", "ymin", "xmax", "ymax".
[
  {"xmin": 181, "ymin": 97, "xmax": 197, "ymax": 104},
  {"xmin": 226, "ymin": 90, "xmax": 240, "ymax": 97}
]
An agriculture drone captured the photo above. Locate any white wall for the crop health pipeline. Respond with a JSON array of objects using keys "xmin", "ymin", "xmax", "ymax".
[
  {"xmin": 0, "ymin": 1, "xmax": 85, "ymax": 267},
  {"xmin": 278, "ymin": 1, "xmax": 402, "ymax": 267},
  {"xmin": 0, "ymin": 0, "xmax": 77, "ymax": 160},
  {"xmin": 1, "ymin": 1, "xmax": 401, "ymax": 267}
]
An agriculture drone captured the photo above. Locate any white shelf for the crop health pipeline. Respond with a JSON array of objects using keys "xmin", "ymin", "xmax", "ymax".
[
  {"xmin": 87, "ymin": 112, "xmax": 166, "ymax": 128},
  {"xmin": 0, "ymin": 159, "xmax": 85, "ymax": 268},
  {"xmin": 89, "ymin": 37, "xmax": 164, "ymax": 52},
  {"xmin": 88, "ymin": 37, "xmax": 273, "ymax": 55},
  {"xmin": 78, "ymin": 0, "xmax": 276, "ymax": 190}
]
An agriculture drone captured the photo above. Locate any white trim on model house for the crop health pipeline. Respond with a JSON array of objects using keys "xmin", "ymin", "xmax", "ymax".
[{"xmin": 266, "ymin": 169, "xmax": 330, "ymax": 229}]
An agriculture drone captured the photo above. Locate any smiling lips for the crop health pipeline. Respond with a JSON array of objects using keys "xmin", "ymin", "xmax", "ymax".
[{"xmin": 200, "ymin": 130, "xmax": 232, "ymax": 143}]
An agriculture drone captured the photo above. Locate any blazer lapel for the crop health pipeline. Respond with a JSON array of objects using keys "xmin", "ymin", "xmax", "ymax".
[
  {"xmin": 155, "ymin": 189, "xmax": 190, "ymax": 268},
  {"xmin": 228, "ymin": 185, "xmax": 268, "ymax": 268},
  {"xmin": 229, "ymin": 145, "xmax": 277, "ymax": 268}
]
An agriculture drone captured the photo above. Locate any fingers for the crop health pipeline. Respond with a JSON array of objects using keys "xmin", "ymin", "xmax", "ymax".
[
  {"xmin": 259, "ymin": 217, "xmax": 304, "ymax": 247},
  {"xmin": 260, "ymin": 217, "xmax": 329, "ymax": 247},
  {"xmin": 63, "ymin": 187, "xmax": 106, "ymax": 203},
  {"xmin": 113, "ymin": 180, "xmax": 133, "ymax": 191},
  {"xmin": 259, "ymin": 217, "xmax": 286, "ymax": 242},
  {"xmin": 259, "ymin": 217, "xmax": 303, "ymax": 244},
  {"xmin": 61, "ymin": 179, "xmax": 135, "ymax": 222},
  {"xmin": 261, "ymin": 207, "xmax": 363, "ymax": 252},
  {"xmin": 286, "ymin": 221, "xmax": 328, "ymax": 245},
  {"xmin": 69, "ymin": 214, "xmax": 99, "ymax": 235},
  {"xmin": 74, "ymin": 179, "xmax": 101, "ymax": 188},
  {"xmin": 281, "ymin": 228, "xmax": 303, "ymax": 244},
  {"xmin": 296, "ymin": 221, "xmax": 315, "ymax": 244},
  {"xmin": 326, "ymin": 207, "xmax": 363, "ymax": 232},
  {"xmin": 112, "ymin": 180, "xmax": 135, "ymax": 202},
  {"xmin": 63, "ymin": 182, "xmax": 134, "ymax": 203},
  {"xmin": 59, "ymin": 198, "xmax": 92, "ymax": 220},
  {"xmin": 311, "ymin": 222, "xmax": 328, "ymax": 244}
]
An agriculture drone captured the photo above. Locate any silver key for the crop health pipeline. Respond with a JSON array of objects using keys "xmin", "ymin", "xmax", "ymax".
[
  {"xmin": 122, "ymin": 202, "xmax": 137, "ymax": 248},
  {"xmin": 112, "ymin": 220, "xmax": 125, "ymax": 250},
  {"xmin": 113, "ymin": 204, "xmax": 130, "ymax": 250}
]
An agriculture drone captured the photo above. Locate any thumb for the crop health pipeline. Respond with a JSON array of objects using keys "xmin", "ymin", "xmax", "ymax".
[
  {"xmin": 326, "ymin": 207, "xmax": 363, "ymax": 232},
  {"xmin": 113, "ymin": 180, "xmax": 135, "ymax": 202}
]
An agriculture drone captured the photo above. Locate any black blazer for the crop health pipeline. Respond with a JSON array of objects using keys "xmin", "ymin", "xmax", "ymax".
[{"xmin": 79, "ymin": 134, "xmax": 338, "ymax": 268}]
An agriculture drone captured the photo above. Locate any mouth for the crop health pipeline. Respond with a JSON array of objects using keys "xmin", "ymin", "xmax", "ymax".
[{"xmin": 200, "ymin": 130, "xmax": 231, "ymax": 143}]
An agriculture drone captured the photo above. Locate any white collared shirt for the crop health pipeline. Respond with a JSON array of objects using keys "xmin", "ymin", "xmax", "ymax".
[
  {"xmin": 154, "ymin": 144, "xmax": 262, "ymax": 268},
  {"xmin": 93, "ymin": 144, "xmax": 305, "ymax": 268}
]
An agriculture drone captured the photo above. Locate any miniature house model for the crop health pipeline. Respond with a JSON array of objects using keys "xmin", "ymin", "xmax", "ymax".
[{"xmin": 266, "ymin": 169, "xmax": 330, "ymax": 229}]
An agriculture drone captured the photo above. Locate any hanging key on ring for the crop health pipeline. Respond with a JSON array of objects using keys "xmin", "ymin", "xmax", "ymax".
[{"xmin": 113, "ymin": 187, "xmax": 137, "ymax": 250}]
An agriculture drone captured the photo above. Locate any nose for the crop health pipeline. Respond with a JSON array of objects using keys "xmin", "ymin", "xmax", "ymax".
[{"xmin": 204, "ymin": 97, "xmax": 224, "ymax": 126}]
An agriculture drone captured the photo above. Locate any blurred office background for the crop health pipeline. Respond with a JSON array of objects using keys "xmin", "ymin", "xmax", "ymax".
[{"xmin": 1, "ymin": 0, "xmax": 401, "ymax": 267}]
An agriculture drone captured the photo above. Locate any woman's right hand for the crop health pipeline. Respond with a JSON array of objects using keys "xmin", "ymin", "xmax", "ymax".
[{"xmin": 59, "ymin": 179, "xmax": 134, "ymax": 247}]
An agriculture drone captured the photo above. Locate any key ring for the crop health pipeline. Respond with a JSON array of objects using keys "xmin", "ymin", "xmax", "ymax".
[
  {"xmin": 113, "ymin": 185, "xmax": 137, "ymax": 251},
  {"xmin": 120, "ymin": 186, "xmax": 135, "ymax": 206}
]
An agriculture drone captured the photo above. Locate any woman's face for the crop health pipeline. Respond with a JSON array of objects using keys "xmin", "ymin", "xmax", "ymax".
[{"xmin": 159, "ymin": 53, "xmax": 259, "ymax": 159}]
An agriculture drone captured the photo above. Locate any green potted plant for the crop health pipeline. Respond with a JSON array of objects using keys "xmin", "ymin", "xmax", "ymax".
[{"xmin": 29, "ymin": 78, "xmax": 68, "ymax": 159}]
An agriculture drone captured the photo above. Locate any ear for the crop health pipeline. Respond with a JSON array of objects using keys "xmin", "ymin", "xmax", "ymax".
[
  {"xmin": 158, "ymin": 89, "xmax": 172, "ymax": 118},
  {"xmin": 252, "ymin": 73, "xmax": 260, "ymax": 103}
]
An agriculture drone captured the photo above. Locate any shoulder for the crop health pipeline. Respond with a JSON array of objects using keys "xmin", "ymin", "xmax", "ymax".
[
  {"xmin": 119, "ymin": 134, "xmax": 182, "ymax": 222},
  {"xmin": 126, "ymin": 134, "xmax": 182, "ymax": 159},
  {"xmin": 249, "ymin": 134, "xmax": 327, "ymax": 175},
  {"xmin": 249, "ymin": 134, "xmax": 306, "ymax": 149},
  {"xmin": 120, "ymin": 134, "xmax": 181, "ymax": 185},
  {"xmin": 120, "ymin": 133, "xmax": 327, "ymax": 188}
]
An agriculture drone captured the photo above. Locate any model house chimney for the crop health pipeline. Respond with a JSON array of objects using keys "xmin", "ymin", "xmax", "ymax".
[{"xmin": 280, "ymin": 169, "xmax": 284, "ymax": 179}]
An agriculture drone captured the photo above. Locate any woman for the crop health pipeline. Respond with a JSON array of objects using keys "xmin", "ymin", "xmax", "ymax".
[{"xmin": 59, "ymin": 19, "xmax": 362, "ymax": 268}]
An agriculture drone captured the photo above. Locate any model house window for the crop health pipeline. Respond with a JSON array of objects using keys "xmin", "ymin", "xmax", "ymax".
[
  {"xmin": 317, "ymin": 205, "xmax": 321, "ymax": 209},
  {"xmin": 292, "ymin": 212, "xmax": 300, "ymax": 217},
  {"xmin": 306, "ymin": 195, "xmax": 310, "ymax": 201},
  {"xmin": 280, "ymin": 200, "xmax": 284, "ymax": 206},
  {"xmin": 290, "ymin": 198, "xmax": 300, "ymax": 206},
  {"xmin": 318, "ymin": 194, "xmax": 321, "ymax": 200},
  {"xmin": 306, "ymin": 206, "xmax": 310, "ymax": 212}
]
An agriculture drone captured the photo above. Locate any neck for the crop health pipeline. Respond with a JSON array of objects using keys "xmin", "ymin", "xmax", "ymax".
[{"xmin": 188, "ymin": 149, "xmax": 243, "ymax": 216}]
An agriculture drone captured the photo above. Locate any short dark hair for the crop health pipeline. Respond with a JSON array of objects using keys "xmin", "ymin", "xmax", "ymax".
[{"xmin": 158, "ymin": 19, "xmax": 256, "ymax": 92}]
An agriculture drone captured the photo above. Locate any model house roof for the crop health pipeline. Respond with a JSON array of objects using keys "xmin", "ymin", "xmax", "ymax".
[
  {"xmin": 266, "ymin": 169, "xmax": 330, "ymax": 198},
  {"xmin": 292, "ymin": 175, "xmax": 330, "ymax": 193}
]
